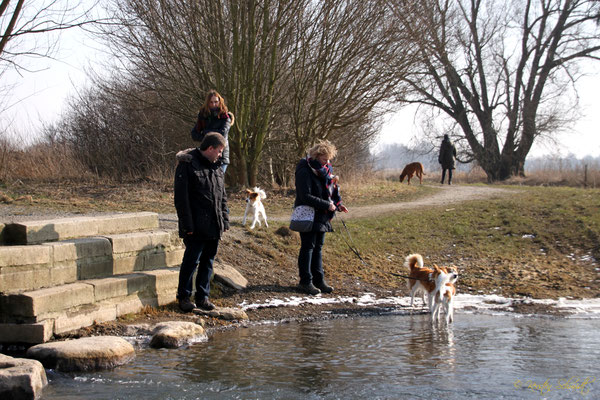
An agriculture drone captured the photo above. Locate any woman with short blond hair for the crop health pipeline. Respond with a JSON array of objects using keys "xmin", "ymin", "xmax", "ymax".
[{"xmin": 294, "ymin": 140, "xmax": 348, "ymax": 295}]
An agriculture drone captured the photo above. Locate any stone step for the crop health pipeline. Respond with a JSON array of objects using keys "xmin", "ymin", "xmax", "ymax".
[
  {"xmin": 0, "ymin": 230, "xmax": 184, "ymax": 293},
  {"xmin": 0, "ymin": 268, "xmax": 180, "ymax": 344},
  {"xmin": 1, "ymin": 212, "xmax": 159, "ymax": 245}
]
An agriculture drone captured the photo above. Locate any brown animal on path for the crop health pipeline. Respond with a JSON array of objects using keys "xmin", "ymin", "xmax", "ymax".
[{"xmin": 399, "ymin": 162, "xmax": 425, "ymax": 185}]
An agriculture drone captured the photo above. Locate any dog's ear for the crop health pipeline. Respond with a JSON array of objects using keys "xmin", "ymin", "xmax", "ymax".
[{"xmin": 245, "ymin": 188, "xmax": 253, "ymax": 194}]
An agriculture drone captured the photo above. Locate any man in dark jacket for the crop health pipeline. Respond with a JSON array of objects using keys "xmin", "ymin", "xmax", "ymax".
[
  {"xmin": 174, "ymin": 132, "xmax": 229, "ymax": 312},
  {"xmin": 438, "ymin": 134, "xmax": 457, "ymax": 185}
]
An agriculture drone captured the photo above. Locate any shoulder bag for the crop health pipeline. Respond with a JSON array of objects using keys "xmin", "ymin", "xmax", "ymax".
[{"xmin": 289, "ymin": 205, "xmax": 315, "ymax": 232}]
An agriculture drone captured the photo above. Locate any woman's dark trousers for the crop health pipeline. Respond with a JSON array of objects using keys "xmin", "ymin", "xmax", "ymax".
[
  {"xmin": 177, "ymin": 236, "xmax": 219, "ymax": 302},
  {"xmin": 298, "ymin": 231, "xmax": 326, "ymax": 286},
  {"xmin": 441, "ymin": 168, "xmax": 453, "ymax": 184}
]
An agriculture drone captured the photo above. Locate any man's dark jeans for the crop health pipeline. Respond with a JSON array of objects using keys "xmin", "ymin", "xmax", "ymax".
[
  {"xmin": 298, "ymin": 231, "xmax": 326, "ymax": 285},
  {"xmin": 177, "ymin": 236, "xmax": 219, "ymax": 301}
]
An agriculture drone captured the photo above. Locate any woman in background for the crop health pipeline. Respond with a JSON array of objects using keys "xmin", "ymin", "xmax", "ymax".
[
  {"xmin": 438, "ymin": 134, "xmax": 457, "ymax": 185},
  {"xmin": 191, "ymin": 90, "xmax": 233, "ymax": 173}
]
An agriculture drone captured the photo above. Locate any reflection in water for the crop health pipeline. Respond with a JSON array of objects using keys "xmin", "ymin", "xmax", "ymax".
[
  {"xmin": 43, "ymin": 314, "xmax": 600, "ymax": 400},
  {"xmin": 294, "ymin": 323, "xmax": 329, "ymax": 394}
]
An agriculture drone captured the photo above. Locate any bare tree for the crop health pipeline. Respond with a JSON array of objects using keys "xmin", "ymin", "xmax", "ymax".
[
  {"xmin": 284, "ymin": 1, "xmax": 409, "ymax": 154},
  {"xmin": 47, "ymin": 75, "xmax": 183, "ymax": 180},
  {"xmin": 98, "ymin": 0, "xmax": 307, "ymax": 186},
  {"xmin": 0, "ymin": 0, "xmax": 100, "ymax": 75},
  {"xmin": 265, "ymin": 0, "xmax": 410, "ymax": 185},
  {"xmin": 388, "ymin": 0, "xmax": 600, "ymax": 181}
]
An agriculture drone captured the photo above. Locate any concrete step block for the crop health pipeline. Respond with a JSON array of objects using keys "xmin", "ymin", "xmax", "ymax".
[
  {"xmin": 105, "ymin": 230, "xmax": 171, "ymax": 254},
  {"xmin": 0, "ymin": 320, "xmax": 54, "ymax": 344},
  {"xmin": 0, "ymin": 267, "xmax": 181, "ymax": 343},
  {"xmin": 47, "ymin": 237, "xmax": 113, "ymax": 281},
  {"xmin": 52, "ymin": 302, "xmax": 118, "ymax": 335},
  {"xmin": 96, "ymin": 212, "xmax": 159, "ymax": 237},
  {"xmin": 3, "ymin": 212, "xmax": 159, "ymax": 245},
  {"xmin": 0, "ymin": 245, "xmax": 52, "ymax": 293},
  {"xmin": 142, "ymin": 268, "xmax": 179, "ymax": 306},
  {"xmin": 0, "ymin": 237, "xmax": 117, "ymax": 293},
  {"xmin": 113, "ymin": 248, "xmax": 184, "ymax": 276},
  {"xmin": 84, "ymin": 274, "xmax": 152, "ymax": 302},
  {"xmin": 1, "ymin": 282, "xmax": 95, "ymax": 319},
  {"xmin": 115, "ymin": 295, "xmax": 158, "ymax": 317}
]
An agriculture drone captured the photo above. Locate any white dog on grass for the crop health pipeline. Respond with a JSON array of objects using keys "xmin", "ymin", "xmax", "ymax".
[{"xmin": 242, "ymin": 187, "xmax": 268, "ymax": 229}]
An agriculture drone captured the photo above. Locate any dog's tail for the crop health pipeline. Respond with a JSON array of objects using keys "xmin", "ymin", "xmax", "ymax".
[
  {"xmin": 254, "ymin": 187, "xmax": 267, "ymax": 199},
  {"xmin": 404, "ymin": 253, "xmax": 424, "ymax": 271}
]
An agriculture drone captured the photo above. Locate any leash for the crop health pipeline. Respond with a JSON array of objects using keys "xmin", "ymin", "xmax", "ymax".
[
  {"xmin": 334, "ymin": 214, "xmax": 370, "ymax": 266},
  {"xmin": 334, "ymin": 214, "xmax": 431, "ymax": 282},
  {"xmin": 388, "ymin": 272, "xmax": 430, "ymax": 282}
]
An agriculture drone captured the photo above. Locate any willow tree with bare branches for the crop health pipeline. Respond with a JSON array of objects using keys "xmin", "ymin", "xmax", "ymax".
[
  {"xmin": 388, "ymin": 0, "xmax": 600, "ymax": 181},
  {"xmin": 264, "ymin": 0, "xmax": 411, "ymax": 185}
]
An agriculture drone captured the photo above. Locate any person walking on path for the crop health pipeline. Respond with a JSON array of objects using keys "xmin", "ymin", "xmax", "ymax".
[
  {"xmin": 191, "ymin": 90, "xmax": 234, "ymax": 173},
  {"xmin": 174, "ymin": 132, "xmax": 229, "ymax": 312},
  {"xmin": 294, "ymin": 140, "xmax": 348, "ymax": 296},
  {"xmin": 438, "ymin": 134, "xmax": 457, "ymax": 185}
]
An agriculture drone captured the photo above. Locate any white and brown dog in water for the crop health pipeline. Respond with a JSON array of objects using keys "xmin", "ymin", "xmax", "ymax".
[
  {"xmin": 432, "ymin": 281, "xmax": 457, "ymax": 324},
  {"xmin": 242, "ymin": 187, "xmax": 268, "ymax": 229},
  {"xmin": 405, "ymin": 253, "xmax": 458, "ymax": 321}
]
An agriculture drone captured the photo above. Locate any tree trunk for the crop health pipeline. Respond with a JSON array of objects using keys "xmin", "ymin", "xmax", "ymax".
[{"xmin": 479, "ymin": 152, "xmax": 526, "ymax": 182}]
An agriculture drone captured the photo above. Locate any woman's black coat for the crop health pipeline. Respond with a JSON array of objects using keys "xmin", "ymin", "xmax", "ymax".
[
  {"xmin": 294, "ymin": 158, "xmax": 334, "ymax": 232},
  {"xmin": 438, "ymin": 138, "xmax": 457, "ymax": 169},
  {"xmin": 191, "ymin": 112, "xmax": 232, "ymax": 165}
]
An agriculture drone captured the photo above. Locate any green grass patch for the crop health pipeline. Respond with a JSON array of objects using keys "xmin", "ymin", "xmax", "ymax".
[{"xmin": 265, "ymin": 185, "xmax": 600, "ymax": 298}]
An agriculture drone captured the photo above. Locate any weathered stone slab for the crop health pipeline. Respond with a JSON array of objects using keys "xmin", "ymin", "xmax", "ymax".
[
  {"xmin": 0, "ymin": 321, "xmax": 53, "ymax": 344},
  {"xmin": 0, "ymin": 245, "xmax": 51, "ymax": 267},
  {"xmin": 3, "ymin": 212, "xmax": 159, "ymax": 245},
  {"xmin": 77, "ymin": 259, "xmax": 114, "ymax": 280},
  {"xmin": 142, "ymin": 269, "xmax": 179, "ymax": 306},
  {"xmin": 114, "ymin": 295, "xmax": 158, "ymax": 317},
  {"xmin": 85, "ymin": 274, "xmax": 151, "ymax": 302},
  {"xmin": 52, "ymin": 304, "xmax": 117, "ymax": 335},
  {"xmin": 0, "ymin": 245, "xmax": 53, "ymax": 293},
  {"xmin": 145, "ymin": 248, "xmax": 185, "ymax": 269},
  {"xmin": 55, "ymin": 237, "xmax": 113, "ymax": 259},
  {"xmin": 150, "ymin": 321, "xmax": 206, "ymax": 349},
  {"xmin": 96, "ymin": 212, "xmax": 158, "ymax": 237},
  {"xmin": 105, "ymin": 230, "xmax": 171, "ymax": 254},
  {"xmin": 0, "ymin": 354, "xmax": 47, "ymax": 400},
  {"xmin": 214, "ymin": 263, "xmax": 248, "ymax": 290},
  {"xmin": 26, "ymin": 336, "xmax": 135, "ymax": 372},
  {"xmin": 2, "ymin": 282, "xmax": 94, "ymax": 319}
]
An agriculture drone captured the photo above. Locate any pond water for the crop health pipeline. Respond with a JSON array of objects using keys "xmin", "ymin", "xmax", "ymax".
[{"xmin": 42, "ymin": 312, "xmax": 599, "ymax": 399}]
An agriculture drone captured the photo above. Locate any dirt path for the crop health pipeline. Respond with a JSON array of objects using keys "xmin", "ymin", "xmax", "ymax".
[
  {"xmin": 158, "ymin": 184, "xmax": 513, "ymax": 228},
  {"xmin": 344, "ymin": 184, "xmax": 512, "ymax": 219},
  {"xmin": 0, "ymin": 184, "xmax": 513, "ymax": 226}
]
